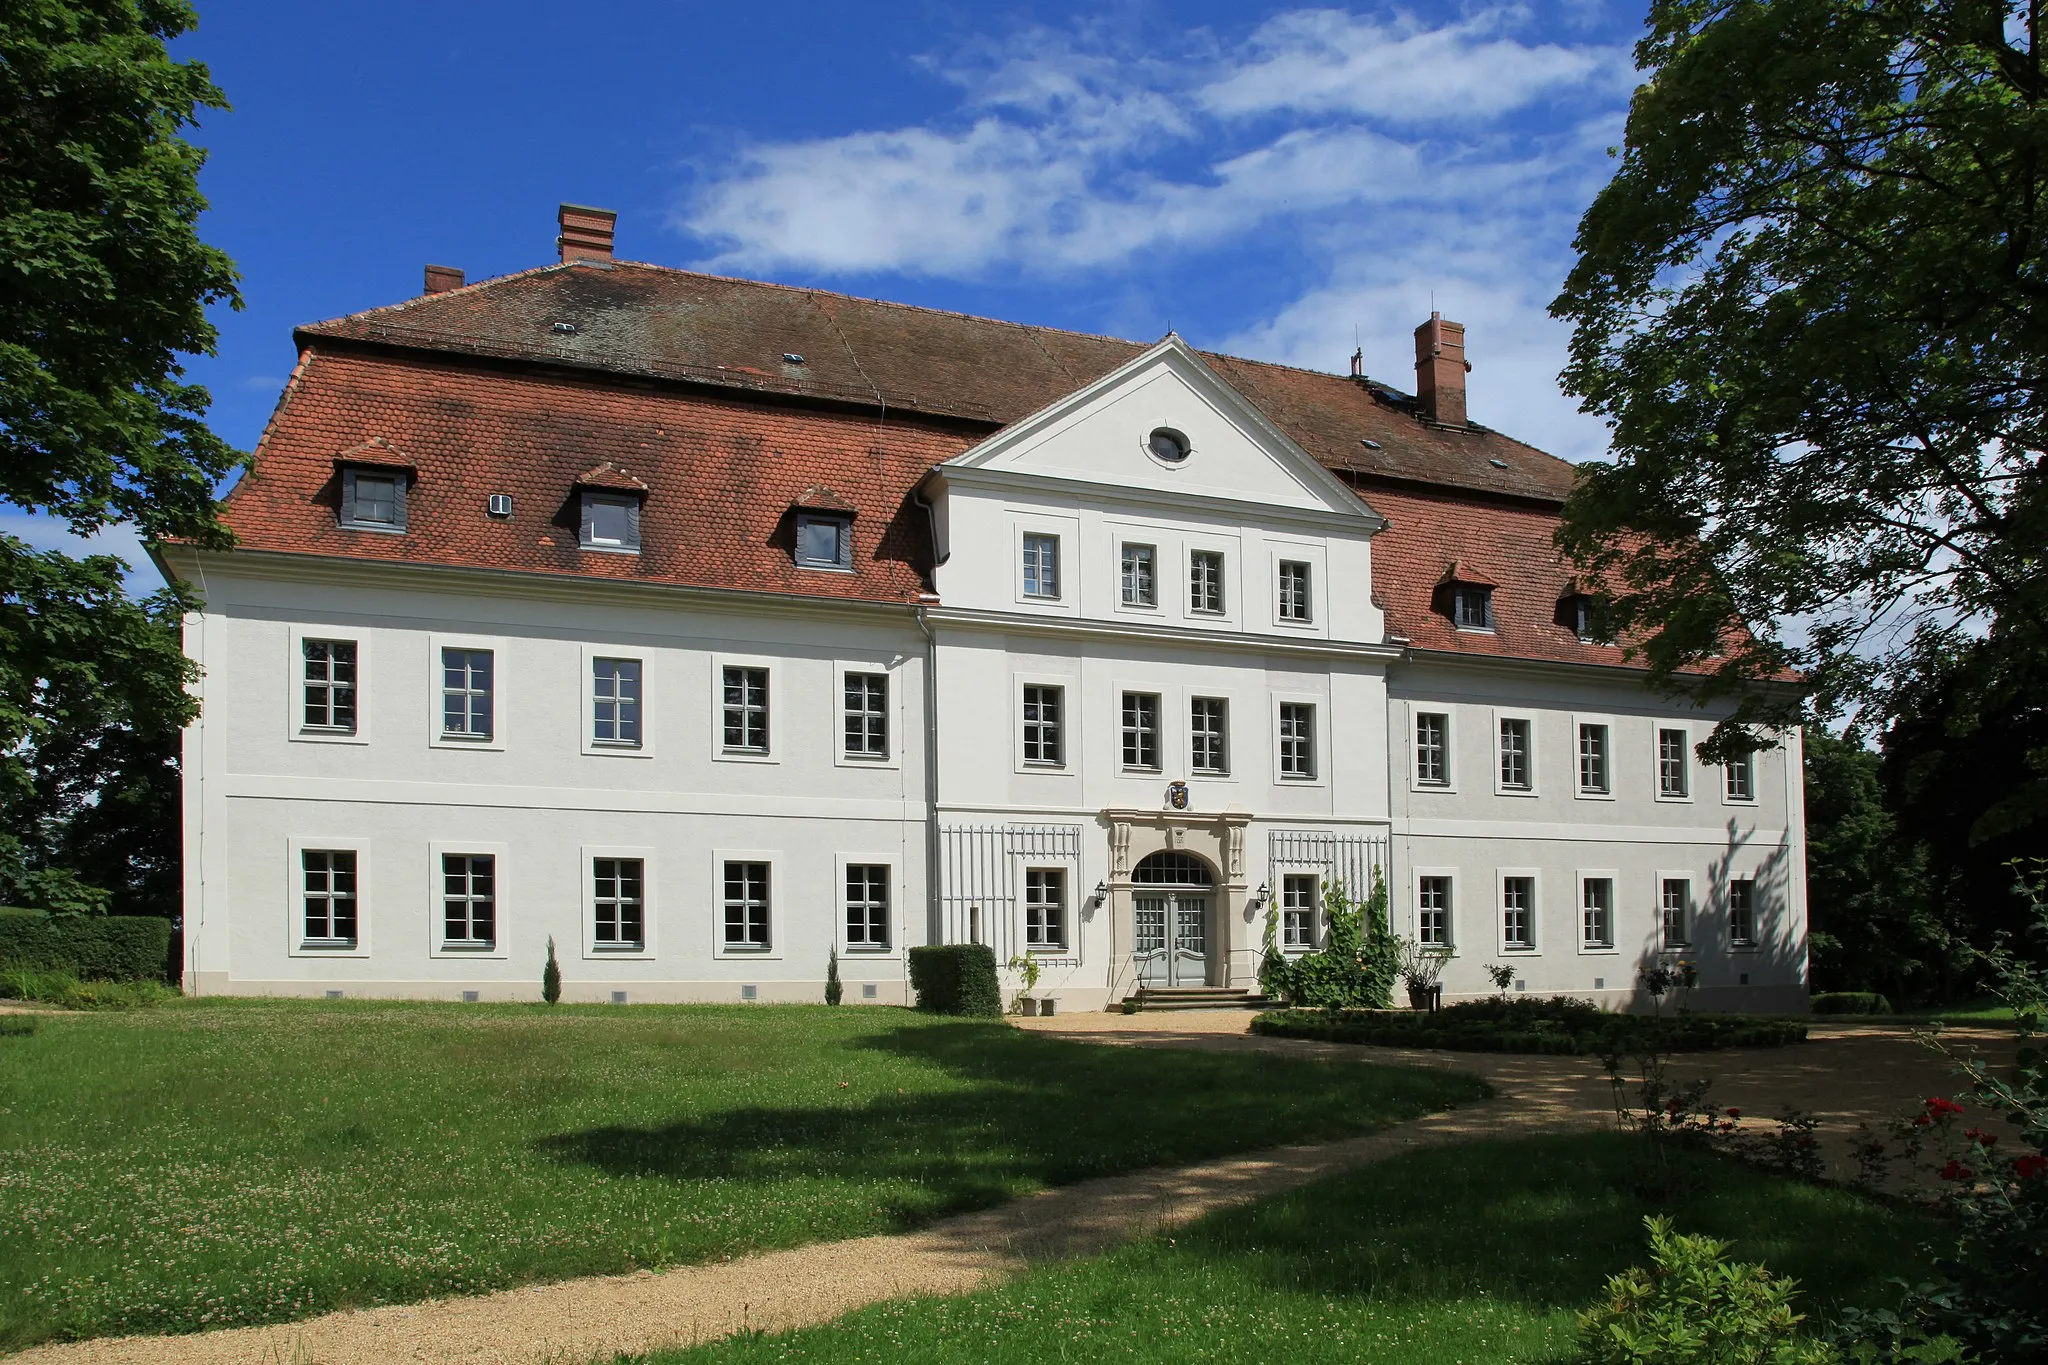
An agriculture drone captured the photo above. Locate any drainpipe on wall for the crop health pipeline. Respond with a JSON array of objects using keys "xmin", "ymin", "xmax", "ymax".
[{"xmin": 913, "ymin": 603, "xmax": 943, "ymax": 953}]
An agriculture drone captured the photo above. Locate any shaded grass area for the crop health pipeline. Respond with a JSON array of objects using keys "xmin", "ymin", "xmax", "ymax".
[
  {"xmin": 642, "ymin": 1132, "xmax": 1936, "ymax": 1365},
  {"xmin": 0, "ymin": 999, "xmax": 1483, "ymax": 1348},
  {"xmin": 1253, "ymin": 998, "xmax": 1808, "ymax": 1055}
]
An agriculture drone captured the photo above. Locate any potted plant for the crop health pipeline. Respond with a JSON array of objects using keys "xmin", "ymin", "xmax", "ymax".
[
  {"xmin": 1006, "ymin": 952, "xmax": 1043, "ymax": 1015},
  {"xmin": 1398, "ymin": 938, "xmax": 1450, "ymax": 1011}
]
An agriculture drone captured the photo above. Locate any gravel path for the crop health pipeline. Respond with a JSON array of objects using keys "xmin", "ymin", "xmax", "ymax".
[{"xmin": 10, "ymin": 1016, "xmax": 2006, "ymax": 1365}]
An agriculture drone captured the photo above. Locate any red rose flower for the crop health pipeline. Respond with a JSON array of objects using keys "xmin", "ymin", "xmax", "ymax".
[
  {"xmin": 1925, "ymin": 1096, "xmax": 1964, "ymax": 1117},
  {"xmin": 1726, "ymin": 1107, "xmax": 1741, "ymax": 1119},
  {"xmin": 2013, "ymin": 1155, "xmax": 2048, "ymax": 1180},
  {"xmin": 1940, "ymin": 1160, "xmax": 1972, "ymax": 1181}
]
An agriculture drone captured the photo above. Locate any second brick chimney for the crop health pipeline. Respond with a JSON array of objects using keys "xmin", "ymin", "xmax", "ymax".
[
  {"xmin": 557, "ymin": 204, "xmax": 617, "ymax": 264},
  {"xmin": 1414, "ymin": 312, "xmax": 1469, "ymax": 428},
  {"xmin": 423, "ymin": 264, "xmax": 465, "ymax": 295}
]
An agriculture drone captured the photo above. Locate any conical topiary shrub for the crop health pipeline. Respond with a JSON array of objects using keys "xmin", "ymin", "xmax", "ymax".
[
  {"xmin": 543, "ymin": 936, "xmax": 561, "ymax": 1004},
  {"xmin": 825, "ymin": 945, "xmax": 843, "ymax": 1005}
]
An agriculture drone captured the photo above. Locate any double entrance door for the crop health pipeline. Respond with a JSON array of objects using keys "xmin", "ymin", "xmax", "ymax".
[{"xmin": 1134, "ymin": 890, "xmax": 1208, "ymax": 987}]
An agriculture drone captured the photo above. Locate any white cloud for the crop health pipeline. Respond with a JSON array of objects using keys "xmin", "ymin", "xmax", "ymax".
[{"xmin": 0, "ymin": 509, "xmax": 166, "ymax": 594}]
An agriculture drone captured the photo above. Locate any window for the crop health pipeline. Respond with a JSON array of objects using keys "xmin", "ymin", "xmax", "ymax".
[
  {"xmin": 1121, "ymin": 691, "xmax": 1160, "ymax": 770},
  {"xmin": 1499, "ymin": 717, "xmax": 1531, "ymax": 790},
  {"xmin": 1120, "ymin": 543, "xmax": 1157, "ymax": 607},
  {"xmin": 1661, "ymin": 878, "xmax": 1691, "ymax": 946},
  {"xmin": 441, "ymin": 649, "xmax": 493, "ymax": 740},
  {"xmin": 1022, "ymin": 685, "xmax": 1063, "ymax": 765},
  {"xmin": 1189, "ymin": 550, "xmax": 1225, "ymax": 614},
  {"xmin": 1190, "ymin": 697, "xmax": 1229, "ymax": 774},
  {"xmin": 722, "ymin": 666, "xmax": 769, "ymax": 753},
  {"xmin": 592, "ymin": 857, "xmax": 644, "ymax": 948},
  {"xmin": 1577, "ymin": 723, "xmax": 1611, "ymax": 794},
  {"xmin": 1729, "ymin": 878, "xmax": 1757, "ymax": 945},
  {"xmin": 1582, "ymin": 878, "xmax": 1614, "ymax": 949},
  {"xmin": 1415, "ymin": 712, "xmax": 1449, "ymax": 786},
  {"xmin": 303, "ymin": 640, "xmax": 357, "ymax": 732},
  {"xmin": 1502, "ymin": 876, "xmax": 1535, "ymax": 950},
  {"xmin": 1022, "ymin": 533, "xmax": 1061, "ymax": 599},
  {"xmin": 340, "ymin": 467, "xmax": 405, "ymax": 532},
  {"xmin": 1281, "ymin": 874, "xmax": 1318, "ymax": 950},
  {"xmin": 1658, "ymin": 728, "xmax": 1690, "ymax": 798},
  {"xmin": 1564, "ymin": 594, "xmax": 1603, "ymax": 642},
  {"xmin": 794, "ymin": 513, "xmax": 851, "ymax": 570},
  {"xmin": 843, "ymin": 673, "xmax": 887, "ymax": 759},
  {"xmin": 1147, "ymin": 427, "xmax": 1190, "ymax": 463},
  {"xmin": 1725, "ymin": 753, "xmax": 1756, "ymax": 801},
  {"xmin": 1024, "ymin": 868, "xmax": 1066, "ymax": 950},
  {"xmin": 580, "ymin": 492, "xmax": 641, "ymax": 551},
  {"xmin": 723, "ymin": 861, "xmax": 770, "ymax": 950},
  {"xmin": 1453, "ymin": 585, "xmax": 1493, "ymax": 629},
  {"xmin": 591, "ymin": 657, "xmax": 641, "ymax": 746},
  {"xmin": 1418, "ymin": 876, "xmax": 1452, "ymax": 948},
  {"xmin": 301, "ymin": 850, "xmax": 358, "ymax": 946},
  {"xmin": 1278, "ymin": 561, "xmax": 1312, "ymax": 622},
  {"xmin": 1278, "ymin": 703, "xmax": 1316, "ymax": 779},
  {"xmin": 442, "ymin": 854, "xmax": 496, "ymax": 948},
  {"xmin": 846, "ymin": 864, "xmax": 890, "ymax": 949}
]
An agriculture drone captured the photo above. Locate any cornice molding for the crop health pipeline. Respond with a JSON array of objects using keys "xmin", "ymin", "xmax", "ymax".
[{"xmin": 921, "ymin": 604, "xmax": 1404, "ymax": 662}]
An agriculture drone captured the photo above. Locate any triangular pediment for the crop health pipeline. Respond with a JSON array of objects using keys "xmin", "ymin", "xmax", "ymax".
[{"xmin": 940, "ymin": 336, "xmax": 1382, "ymax": 527}]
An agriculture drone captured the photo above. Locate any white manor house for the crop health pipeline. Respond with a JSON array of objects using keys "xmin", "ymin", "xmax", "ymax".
[{"xmin": 164, "ymin": 206, "xmax": 1808, "ymax": 1013}]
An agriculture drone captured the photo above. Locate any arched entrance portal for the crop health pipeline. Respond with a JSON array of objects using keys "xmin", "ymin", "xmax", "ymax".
[{"xmin": 1132, "ymin": 851, "xmax": 1215, "ymax": 987}]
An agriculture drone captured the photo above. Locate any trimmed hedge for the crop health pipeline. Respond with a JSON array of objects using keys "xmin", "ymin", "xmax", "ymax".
[
  {"xmin": 0, "ymin": 914, "xmax": 174, "ymax": 982},
  {"xmin": 908, "ymin": 944, "xmax": 1003, "ymax": 1017},
  {"xmin": 1251, "ymin": 996, "xmax": 1807, "ymax": 1055},
  {"xmin": 1811, "ymin": 990, "xmax": 1892, "ymax": 1015}
]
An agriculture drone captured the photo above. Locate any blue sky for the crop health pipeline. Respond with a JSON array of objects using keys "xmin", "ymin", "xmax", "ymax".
[{"xmin": 12, "ymin": 0, "xmax": 1647, "ymax": 586}]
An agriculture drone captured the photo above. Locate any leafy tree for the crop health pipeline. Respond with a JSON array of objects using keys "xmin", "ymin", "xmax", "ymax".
[
  {"xmin": 1553, "ymin": 1, "xmax": 2048, "ymax": 772},
  {"xmin": 0, "ymin": 1, "xmax": 241, "ymax": 910}
]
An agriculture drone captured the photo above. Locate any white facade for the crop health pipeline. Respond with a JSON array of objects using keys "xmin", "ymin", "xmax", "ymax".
[{"xmin": 176, "ymin": 338, "xmax": 1806, "ymax": 1011}]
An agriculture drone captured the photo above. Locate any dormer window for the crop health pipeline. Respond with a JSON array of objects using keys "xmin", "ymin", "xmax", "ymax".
[
  {"xmin": 580, "ymin": 492, "xmax": 641, "ymax": 552},
  {"xmin": 339, "ymin": 467, "xmax": 406, "ymax": 533},
  {"xmin": 1452, "ymin": 585, "xmax": 1493, "ymax": 630},
  {"xmin": 795, "ymin": 513, "xmax": 852, "ymax": 570}
]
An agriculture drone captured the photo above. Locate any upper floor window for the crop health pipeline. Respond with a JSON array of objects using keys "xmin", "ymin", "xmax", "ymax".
[
  {"xmin": 846, "ymin": 864, "xmax": 890, "ymax": 949},
  {"xmin": 303, "ymin": 639, "xmax": 357, "ymax": 733},
  {"xmin": 1725, "ymin": 752, "xmax": 1756, "ymax": 802},
  {"xmin": 1582, "ymin": 878, "xmax": 1614, "ymax": 949},
  {"xmin": 592, "ymin": 657, "xmax": 641, "ymax": 746},
  {"xmin": 1147, "ymin": 427, "xmax": 1190, "ymax": 463},
  {"xmin": 1022, "ymin": 685, "xmax": 1063, "ymax": 765},
  {"xmin": 1729, "ymin": 878, "xmax": 1757, "ymax": 945},
  {"xmin": 1577, "ymin": 723, "xmax": 1610, "ymax": 795},
  {"xmin": 1277, "ymin": 561, "xmax": 1312, "ymax": 622},
  {"xmin": 592, "ymin": 857, "xmax": 644, "ymax": 948},
  {"xmin": 1452, "ymin": 585, "xmax": 1494, "ymax": 630},
  {"xmin": 1417, "ymin": 875, "xmax": 1452, "ymax": 947},
  {"xmin": 1415, "ymin": 711, "xmax": 1449, "ymax": 786},
  {"xmin": 441, "ymin": 648, "xmax": 493, "ymax": 740},
  {"xmin": 722, "ymin": 666, "xmax": 769, "ymax": 753},
  {"xmin": 301, "ymin": 849, "xmax": 358, "ymax": 947},
  {"xmin": 1281, "ymin": 874, "xmax": 1318, "ymax": 950},
  {"xmin": 1121, "ymin": 691, "xmax": 1161, "ymax": 771},
  {"xmin": 340, "ymin": 467, "xmax": 406, "ymax": 533},
  {"xmin": 1120, "ymin": 543, "xmax": 1157, "ymax": 607},
  {"xmin": 1498, "ymin": 717, "xmax": 1531, "ymax": 791},
  {"xmin": 1024, "ymin": 868, "xmax": 1067, "ymax": 950},
  {"xmin": 579, "ymin": 492, "xmax": 641, "ymax": 552},
  {"xmin": 1022, "ymin": 533, "xmax": 1061, "ymax": 599},
  {"xmin": 795, "ymin": 513, "xmax": 852, "ymax": 570},
  {"xmin": 1190, "ymin": 550, "xmax": 1226, "ymax": 614},
  {"xmin": 844, "ymin": 672, "xmax": 888, "ymax": 759},
  {"xmin": 1658, "ymin": 728, "xmax": 1690, "ymax": 798},
  {"xmin": 1190, "ymin": 697, "xmax": 1228, "ymax": 774},
  {"xmin": 1278, "ymin": 702, "xmax": 1316, "ymax": 780}
]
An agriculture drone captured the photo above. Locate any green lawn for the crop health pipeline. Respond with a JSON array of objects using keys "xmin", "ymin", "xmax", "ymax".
[
  {"xmin": 0, "ymin": 999, "xmax": 1483, "ymax": 1348},
  {"xmin": 640, "ymin": 1132, "xmax": 1937, "ymax": 1365}
]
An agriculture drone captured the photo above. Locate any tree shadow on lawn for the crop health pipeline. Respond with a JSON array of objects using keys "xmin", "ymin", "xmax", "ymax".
[{"xmin": 536, "ymin": 1021, "xmax": 1487, "ymax": 1228}]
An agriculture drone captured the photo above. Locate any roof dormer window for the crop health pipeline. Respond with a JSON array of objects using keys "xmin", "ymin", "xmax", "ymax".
[
  {"xmin": 580, "ymin": 492, "xmax": 640, "ymax": 551},
  {"xmin": 339, "ymin": 466, "xmax": 407, "ymax": 533},
  {"xmin": 1452, "ymin": 585, "xmax": 1493, "ymax": 630},
  {"xmin": 795, "ymin": 513, "xmax": 852, "ymax": 570}
]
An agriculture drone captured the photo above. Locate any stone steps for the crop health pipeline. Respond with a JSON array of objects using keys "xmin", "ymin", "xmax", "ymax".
[{"xmin": 1124, "ymin": 986, "xmax": 1274, "ymax": 1012}]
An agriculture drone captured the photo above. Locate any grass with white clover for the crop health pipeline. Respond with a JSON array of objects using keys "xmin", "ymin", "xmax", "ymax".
[{"xmin": 0, "ymin": 998, "xmax": 1483, "ymax": 1348}]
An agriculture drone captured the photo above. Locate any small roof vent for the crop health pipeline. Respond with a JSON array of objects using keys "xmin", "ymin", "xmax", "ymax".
[
  {"xmin": 783, "ymin": 352, "xmax": 806, "ymax": 364},
  {"xmin": 552, "ymin": 321, "xmax": 578, "ymax": 335},
  {"xmin": 1488, "ymin": 457, "xmax": 1510, "ymax": 469},
  {"xmin": 1360, "ymin": 439, "xmax": 1382, "ymax": 450}
]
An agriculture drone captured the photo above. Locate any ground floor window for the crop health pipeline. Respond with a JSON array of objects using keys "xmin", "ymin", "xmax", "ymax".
[
  {"xmin": 1501, "ymin": 876, "xmax": 1535, "ymax": 950},
  {"xmin": 1280, "ymin": 874, "xmax": 1317, "ymax": 950},
  {"xmin": 593, "ymin": 857, "xmax": 644, "ymax": 948},
  {"xmin": 1729, "ymin": 878, "xmax": 1757, "ymax": 945},
  {"xmin": 442, "ymin": 853, "xmax": 495, "ymax": 948},
  {"xmin": 846, "ymin": 864, "xmax": 889, "ymax": 948},
  {"xmin": 1581, "ymin": 878, "xmax": 1614, "ymax": 949},
  {"xmin": 1417, "ymin": 876, "xmax": 1451, "ymax": 948},
  {"xmin": 1661, "ymin": 878, "xmax": 1691, "ymax": 947},
  {"xmin": 1024, "ymin": 868, "xmax": 1066, "ymax": 950},
  {"xmin": 724, "ymin": 861, "xmax": 770, "ymax": 949},
  {"xmin": 302, "ymin": 849, "xmax": 358, "ymax": 945}
]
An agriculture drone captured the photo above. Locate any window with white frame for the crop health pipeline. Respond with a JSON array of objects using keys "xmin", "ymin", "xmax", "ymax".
[
  {"xmin": 723, "ymin": 860, "xmax": 770, "ymax": 949},
  {"xmin": 1022, "ymin": 533, "xmax": 1061, "ymax": 599},
  {"xmin": 1502, "ymin": 876, "xmax": 1535, "ymax": 950},
  {"xmin": 1452, "ymin": 585, "xmax": 1493, "ymax": 629},
  {"xmin": 1189, "ymin": 549, "xmax": 1225, "ymax": 614},
  {"xmin": 794, "ymin": 513, "xmax": 852, "ymax": 570},
  {"xmin": 580, "ymin": 492, "xmax": 641, "ymax": 551},
  {"xmin": 722, "ymin": 666, "xmax": 769, "ymax": 753},
  {"xmin": 1281, "ymin": 873, "xmax": 1318, "ymax": 950},
  {"xmin": 592, "ymin": 857, "xmax": 644, "ymax": 948},
  {"xmin": 1418, "ymin": 875, "xmax": 1452, "ymax": 948},
  {"xmin": 1499, "ymin": 717, "xmax": 1532, "ymax": 790},
  {"xmin": 1725, "ymin": 753, "xmax": 1756, "ymax": 801},
  {"xmin": 1658, "ymin": 728, "xmax": 1690, "ymax": 798},
  {"xmin": 1729, "ymin": 878, "xmax": 1757, "ymax": 945},
  {"xmin": 441, "ymin": 648, "xmax": 493, "ymax": 740},
  {"xmin": 442, "ymin": 853, "xmax": 496, "ymax": 948},
  {"xmin": 1661, "ymin": 878, "xmax": 1691, "ymax": 946},
  {"xmin": 301, "ymin": 849, "xmax": 358, "ymax": 946},
  {"xmin": 1416, "ymin": 711, "xmax": 1450, "ymax": 786},
  {"xmin": 1582, "ymin": 878, "xmax": 1614, "ymax": 949},
  {"xmin": 846, "ymin": 864, "xmax": 889, "ymax": 949},
  {"xmin": 843, "ymin": 672, "xmax": 887, "ymax": 759},
  {"xmin": 1277, "ymin": 561, "xmax": 1311, "ymax": 622},
  {"xmin": 1577, "ymin": 723, "xmax": 1611, "ymax": 794},
  {"xmin": 1190, "ymin": 697, "xmax": 1228, "ymax": 774},
  {"xmin": 1120, "ymin": 543, "xmax": 1156, "ymax": 607},
  {"xmin": 1022, "ymin": 685, "xmax": 1063, "ymax": 765},
  {"xmin": 592, "ymin": 657, "xmax": 642, "ymax": 746},
  {"xmin": 1121, "ymin": 691, "xmax": 1160, "ymax": 770},
  {"xmin": 340, "ymin": 467, "xmax": 405, "ymax": 531},
  {"xmin": 1024, "ymin": 868, "xmax": 1066, "ymax": 950},
  {"xmin": 1278, "ymin": 703, "xmax": 1316, "ymax": 779},
  {"xmin": 302, "ymin": 639, "xmax": 357, "ymax": 732}
]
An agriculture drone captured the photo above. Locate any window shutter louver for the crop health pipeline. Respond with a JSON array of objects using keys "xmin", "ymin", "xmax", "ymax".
[
  {"xmin": 625, "ymin": 498, "xmax": 641, "ymax": 551},
  {"xmin": 390, "ymin": 475, "xmax": 408, "ymax": 531},
  {"xmin": 340, "ymin": 471, "xmax": 357, "ymax": 526},
  {"xmin": 579, "ymin": 493, "xmax": 595, "ymax": 547}
]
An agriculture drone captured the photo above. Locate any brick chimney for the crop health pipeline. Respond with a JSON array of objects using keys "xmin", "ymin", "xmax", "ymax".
[
  {"xmin": 422, "ymin": 264, "xmax": 464, "ymax": 295},
  {"xmin": 557, "ymin": 204, "xmax": 617, "ymax": 264},
  {"xmin": 1413, "ymin": 312, "xmax": 1469, "ymax": 428}
]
